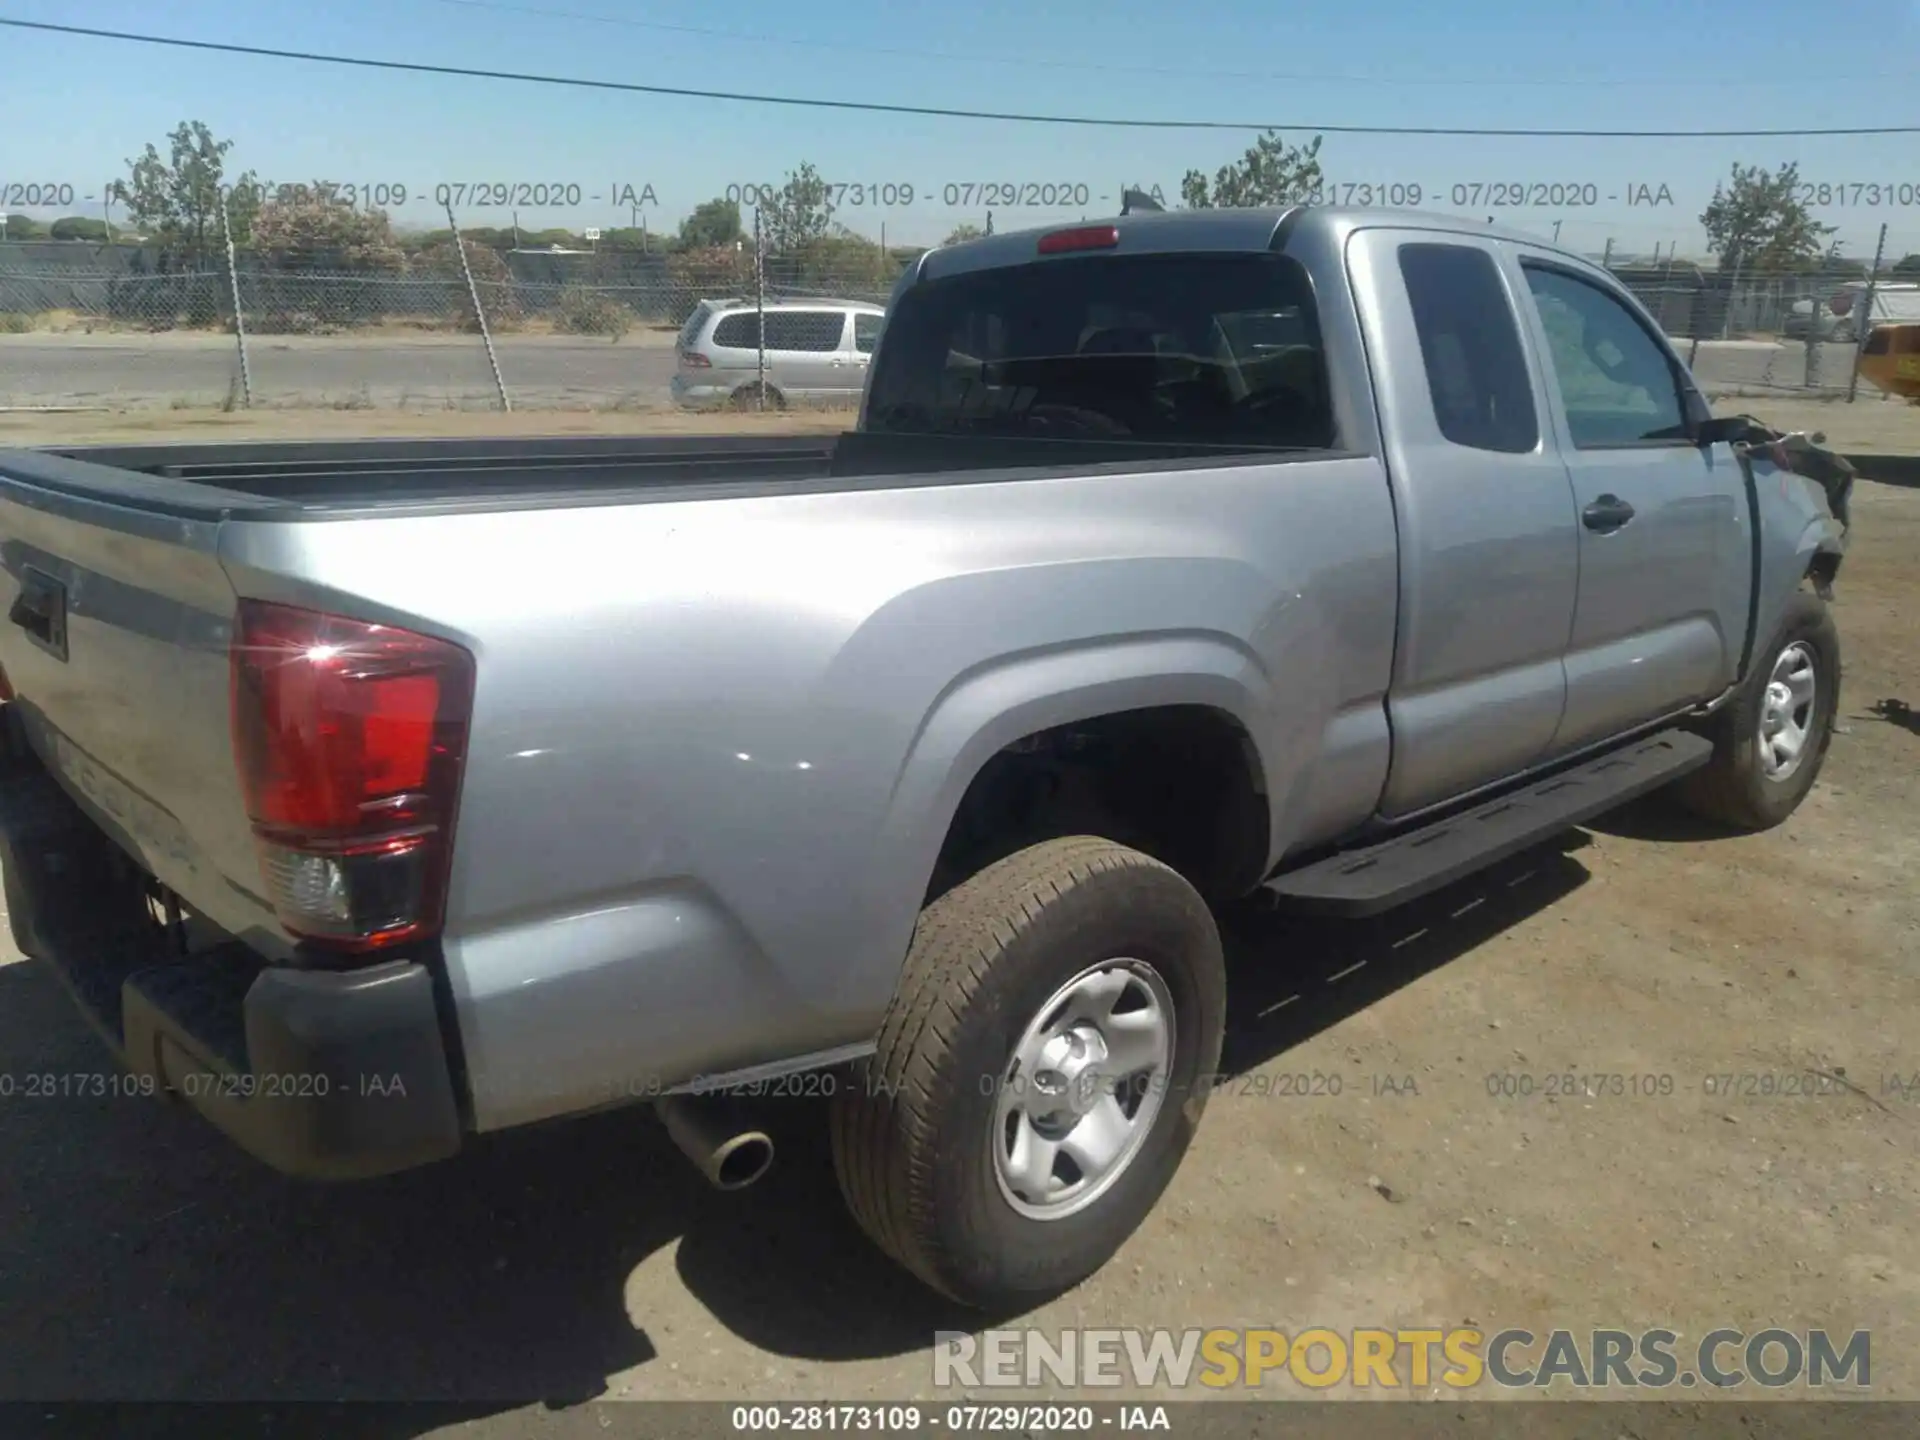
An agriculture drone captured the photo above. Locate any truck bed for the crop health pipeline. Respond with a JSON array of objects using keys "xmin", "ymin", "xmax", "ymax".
[{"xmin": 27, "ymin": 431, "xmax": 1296, "ymax": 514}]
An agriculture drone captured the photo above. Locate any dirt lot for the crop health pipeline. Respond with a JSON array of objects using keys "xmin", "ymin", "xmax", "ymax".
[{"xmin": 0, "ymin": 404, "xmax": 1914, "ymax": 1427}]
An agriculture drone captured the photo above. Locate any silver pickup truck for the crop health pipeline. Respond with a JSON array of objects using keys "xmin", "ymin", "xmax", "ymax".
[{"xmin": 0, "ymin": 206, "xmax": 1848, "ymax": 1310}]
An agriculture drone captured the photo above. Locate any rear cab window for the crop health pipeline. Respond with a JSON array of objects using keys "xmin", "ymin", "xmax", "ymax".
[{"xmin": 863, "ymin": 252, "xmax": 1336, "ymax": 450}]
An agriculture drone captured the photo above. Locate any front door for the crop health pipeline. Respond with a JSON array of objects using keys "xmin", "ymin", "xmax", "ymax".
[{"xmin": 1510, "ymin": 254, "xmax": 1749, "ymax": 754}]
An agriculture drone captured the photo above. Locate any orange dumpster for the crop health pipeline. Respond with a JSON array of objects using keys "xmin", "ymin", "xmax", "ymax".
[{"xmin": 1857, "ymin": 322, "xmax": 1920, "ymax": 402}]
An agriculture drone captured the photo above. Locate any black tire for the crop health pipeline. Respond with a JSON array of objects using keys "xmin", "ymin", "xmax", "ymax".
[
  {"xmin": 1677, "ymin": 591, "xmax": 1840, "ymax": 830},
  {"xmin": 830, "ymin": 836, "xmax": 1226, "ymax": 1309},
  {"xmin": 729, "ymin": 382, "xmax": 783, "ymax": 411}
]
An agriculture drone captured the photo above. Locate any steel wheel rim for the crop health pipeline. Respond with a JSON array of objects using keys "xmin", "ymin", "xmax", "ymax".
[
  {"xmin": 990, "ymin": 958, "xmax": 1175, "ymax": 1221},
  {"xmin": 1758, "ymin": 640, "xmax": 1819, "ymax": 781}
]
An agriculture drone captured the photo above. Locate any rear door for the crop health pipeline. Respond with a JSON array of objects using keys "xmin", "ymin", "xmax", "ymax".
[
  {"xmin": 1509, "ymin": 253, "xmax": 1747, "ymax": 754},
  {"xmin": 766, "ymin": 309, "xmax": 852, "ymax": 401},
  {"xmin": 1345, "ymin": 228, "xmax": 1581, "ymax": 817}
]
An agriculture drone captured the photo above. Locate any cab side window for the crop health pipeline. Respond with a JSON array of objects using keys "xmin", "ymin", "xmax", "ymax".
[
  {"xmin": 1522, "ymin": 265, "xmax": 1689, "ymax": 447},
  {"xmin": 1397, "ymin": 243, "xmax": 1539, "ymax": 454}
]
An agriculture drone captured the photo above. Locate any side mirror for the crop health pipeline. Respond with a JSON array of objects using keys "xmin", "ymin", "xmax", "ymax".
[{"xmin": 1691, "ymin": 415, "xmax": 1749, "ymax": 448}]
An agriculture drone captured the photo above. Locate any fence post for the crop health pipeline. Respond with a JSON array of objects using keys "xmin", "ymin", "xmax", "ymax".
[
  {"xmin": 1721, "ymin": 254, "xmax": 1744, "ymax": 339},
  {"xmin": 445, "ymin": 201, "xmax": 511, "ymax": 412},
  {"xmin": 1601, "ymin": 237, "xmax": 1613, "ymax": 269},
  {"xmin": 1804, "ymin": 259, "xmax": 1824, "ymax": 392},
  {"xmin": 753, "ymin": 205, "xmax": 767, "ymax": 411},
  {"xmin": 218, "ymin": 186, "xmax": 253, "ymax": 409},
  {"xmin": 1846, "ymin": 222, "xmax": 1889, "ymax": 404}
]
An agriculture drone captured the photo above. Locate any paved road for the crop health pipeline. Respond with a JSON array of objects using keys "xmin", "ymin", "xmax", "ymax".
[
  {"xmin": 0, "ymin": 332, "xmax": 683, "ymax": 409},
  {"xmin": 0, "ymin": 331, "xmax": 1879, "ymax": 410}
]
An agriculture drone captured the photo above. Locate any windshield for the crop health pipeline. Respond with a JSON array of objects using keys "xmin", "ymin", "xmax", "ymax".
[{"xmin": 863, "ymin": 252, "xmax": 1336, "ymax": 450}]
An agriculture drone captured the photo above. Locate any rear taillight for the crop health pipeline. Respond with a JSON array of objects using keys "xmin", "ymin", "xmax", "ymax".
[
  {"xmin": 229, "ymin": 599, "xmax": 474, "ymax": 954},
  {"xmin": 680, "ymin": 349, "xmax": 711, "ymax": 368}
]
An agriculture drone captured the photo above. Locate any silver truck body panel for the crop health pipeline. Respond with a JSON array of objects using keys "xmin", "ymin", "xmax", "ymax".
[
  {"xmin": 221, "ymin": 449, "xmax": 1399, "ymax": 1129},
  {"xmin": 0, "ymin": 206, "xmax": 1842, "ymax": 1138}
]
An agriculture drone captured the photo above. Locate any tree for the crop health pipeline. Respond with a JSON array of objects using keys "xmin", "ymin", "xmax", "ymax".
[
  {"xmin": 1699, "ymin": 162, "xmax": 1834, "ymax": 276},
  {"xmin": 677, "ymin": 197, "xmax": 742, "ymax": 250},
  {"xmin": 1892, "ymin": 254, "xmax": 1920, "ymax": 278},
  {"xmin": 249, "ymin": 188, "xmax": 405, "ymax": 272},
  {"xmin": 782, "ymin": 227, "xmax": 901, "ymax": 291},
  {"xmin": 942, "ymin": 223, "xmax": 986, "ymax": 246},
  {"xmin": 1180, "ymin": 130, "xmax": 1324, "ymax": 209},
  {"xmin": 110, "ymin": 120, "xmax": 259, "ymax": 261},
  {"xmin": 596, "ymin": 226, "xmax": 655, "ymax": 251},
  {"xmin": 755, "ymin": 163, "xmax": 834, "ymax": 254},
  {"xmin": 1, "ymin": 215, "xmax": 44, "ymax": 240},
  {"xmin": 415, "ymin": 239, "xmax": 520, "ymax": 330},
  {"xmin": 49, "ymin": 216, "xmax": 111, "ymax": 242},
  {"xmin": 666, "ymin": 245, "xmax": 753, "ymax": 320}
]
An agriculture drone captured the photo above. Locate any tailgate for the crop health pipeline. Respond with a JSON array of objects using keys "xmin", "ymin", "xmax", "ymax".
[{"xmin": 0, "ymin": 450, "xmax": 274, "ymax": 947}]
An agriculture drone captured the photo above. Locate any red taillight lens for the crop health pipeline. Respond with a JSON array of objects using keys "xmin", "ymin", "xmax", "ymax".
[
  {"xmin": 230, "ymin": 599, "xmax": 474, "ymax": 953},
  {"xmin": 1830, "ymin": 292, "xmax": 1853, "ymax": 316},
  {"xmin": 680, "ymin": 349, "xmax": 711, "ymax": 368},
  {"xmin": 1038, "ymin": 225, "xmax": 1120, "ymax": 255}
]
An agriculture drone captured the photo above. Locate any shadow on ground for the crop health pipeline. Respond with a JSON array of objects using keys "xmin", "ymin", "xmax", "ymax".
[
  {"xmin": 1866, "ymin": 698, "xmax": 1919, "ymax": 737},
  {"xmin": 0, "ymin": 834, "xmax": 1594, "ymax": 1418},
  {"xmin": 1579, "ymin": 790, "xmax": 1746, "ymax": 844}
]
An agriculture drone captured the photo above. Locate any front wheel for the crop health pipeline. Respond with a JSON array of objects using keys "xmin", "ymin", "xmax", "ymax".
[
  {"xmin": 830, "ymin": 836, "xmax": 1226, "ymax": 1309},
  {"xmin": 1677, "ymin": 591, "xmax": 1841, "ymax": 830}
]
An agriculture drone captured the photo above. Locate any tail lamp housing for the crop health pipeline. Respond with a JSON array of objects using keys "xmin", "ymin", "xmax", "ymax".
[{"xmin": 229, "ymin": 599, "xmax": 474, "ymax": 954}]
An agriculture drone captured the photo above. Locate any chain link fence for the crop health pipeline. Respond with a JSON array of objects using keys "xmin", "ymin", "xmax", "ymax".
[{"xmin": 3, "ymin": 223, "xmax": 1917, "ymax": 413}]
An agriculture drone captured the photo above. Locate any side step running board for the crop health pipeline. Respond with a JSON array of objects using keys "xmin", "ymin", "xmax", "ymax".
[{"xmin": 1263, "ymin": 729, "xmax": 1714, "ymax": 918}]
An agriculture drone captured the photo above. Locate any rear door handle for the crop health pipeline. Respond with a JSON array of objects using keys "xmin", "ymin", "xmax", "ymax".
[{"xmin": 1582, "ymin": 494, "xmax": 1635, "ymax": 533}]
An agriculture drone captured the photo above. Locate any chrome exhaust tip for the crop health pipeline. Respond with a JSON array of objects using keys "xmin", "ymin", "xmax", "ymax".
[{"xmin": 655, "ymin": 1092, "xmax": 776, "ymax": 1190}]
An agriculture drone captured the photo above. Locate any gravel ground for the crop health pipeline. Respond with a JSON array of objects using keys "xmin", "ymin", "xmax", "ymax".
[{"xmin": 0, "ymin": 410, "xmax": 1913, "ymax": 1427}]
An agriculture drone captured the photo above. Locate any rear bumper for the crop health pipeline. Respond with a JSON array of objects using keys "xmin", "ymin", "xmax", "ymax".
[{"xmin": 0, "ymin": 730, "xmax": 464, "ymax": 1180}]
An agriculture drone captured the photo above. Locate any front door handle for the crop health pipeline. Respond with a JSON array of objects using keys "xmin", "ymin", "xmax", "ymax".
[{"xmin": 1582, "ymin": 494, "xmax": 1635, "ymax": 533}]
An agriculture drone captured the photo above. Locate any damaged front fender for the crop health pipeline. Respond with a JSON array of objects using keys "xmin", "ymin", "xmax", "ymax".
[{"xmin": 1726, "ymin": 418, "xmax": 1853, "ymax": 603}]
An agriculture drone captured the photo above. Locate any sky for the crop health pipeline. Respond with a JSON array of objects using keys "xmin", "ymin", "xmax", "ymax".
[{"xmin": 2, "ymin": 0, "xmax": 1919, "ymax": 258}]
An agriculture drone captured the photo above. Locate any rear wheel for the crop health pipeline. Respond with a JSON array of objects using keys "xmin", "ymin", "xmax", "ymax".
[
  {"xmin": 729, "ymin": 382, "xmax": 783, "ymax": 411},
  {"xmin": 830, "ymin": 836, "xmax": 1225, "ymax": 1309},
  {"xmin": 1677, "ymin": 592, "xmax": 1840, "ymax": 830}
]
